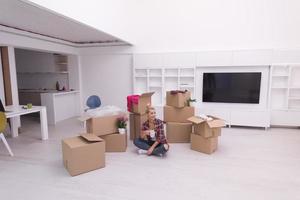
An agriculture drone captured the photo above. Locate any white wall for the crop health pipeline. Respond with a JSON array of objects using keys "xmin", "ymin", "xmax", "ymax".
[
  {"xmin": 80, "ymin": 51, "xmax": 132, "ymax": 110},
  {"xmin": 30, "ymin": 0, "xmax": 300, "ymax": 52}
]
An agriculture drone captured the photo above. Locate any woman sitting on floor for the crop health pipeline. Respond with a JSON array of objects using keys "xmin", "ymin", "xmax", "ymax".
[{"xmin": 133, "ymin": 105, "xmax": 169, "ymax": 156}]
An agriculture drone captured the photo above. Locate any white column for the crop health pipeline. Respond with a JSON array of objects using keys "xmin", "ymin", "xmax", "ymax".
[
  {"xmin": 0, "ymin": 53, "xmax": 5, "ymax": 103},
  {"xmin": 7, "ymin": 46, "xmax": 21, "ymax": 127}
]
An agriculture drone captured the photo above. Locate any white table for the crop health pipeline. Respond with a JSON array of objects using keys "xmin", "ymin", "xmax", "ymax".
[{"xmin": 5, "ymin": 106, "xmax": 48, "ymax": 140}]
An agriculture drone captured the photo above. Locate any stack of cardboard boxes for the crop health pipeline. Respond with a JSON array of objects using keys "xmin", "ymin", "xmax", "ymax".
[
  {"xmin": 164, "ymin": 91, "xmax": 195, "ymax": 143},
  {"xmin": 62, "ymin": 113, "xmax": 128, "ymax": 176},
  {"xmin": 129, "ymin": 92, "xmax": 154, "ymax": 140},
  {"xmin": 86, "ymin": 114, "xmax": 127, "ymax": 152},
  {"xmin": 188, "ymin": 115, "xmax": 225, "ymax": 154},
  {"xmin": 61, "ymin": 90, "xmax": 227, "ymax": 176}
]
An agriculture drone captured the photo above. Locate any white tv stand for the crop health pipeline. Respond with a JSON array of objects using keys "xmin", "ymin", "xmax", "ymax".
[{"xmin": 197, "ymin": 107, "xmax": 270, "ymax": 129}]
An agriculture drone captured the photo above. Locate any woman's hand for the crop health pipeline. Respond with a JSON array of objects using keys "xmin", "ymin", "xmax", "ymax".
[
  {"xmin": 147, "ymin": 147, "xmax": 154, "ymax": 155},
  {"xmin": 140, "ymin": 130, "xmax": 150, "ymax": 139},
  {"xmin": 148, "ymin": 141, "xmax": 159, "ymax": 155}
]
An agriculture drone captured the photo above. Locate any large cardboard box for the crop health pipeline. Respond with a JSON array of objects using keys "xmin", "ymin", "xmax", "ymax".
[
  {"xmin": 129, "ymin": 113, "xmax": 148, "ymax": 140},
  {"xmin": 166, "ymin": 91, "xmax": 191, "ymax": 108},
  {"xmin": 188, "ymin": 116, "xmax": 225, "ymax": 138},
  {"xmin": 132, "ymin": 92, "xmax": 154, "ymax": 114},
  {"xmin": 62, "ymin": 133, "xmax": 105, "ymax": 176},
  {"xmin": 166, "ymin": 122, "xmax": 192, "ymax": 143},
  {"xmin": 86, "ymin": 115, "xmax": 120, "ymax": 136},
  {"xmin": 100, "ymin": 133, "xmax": 127, "ymax": 152},
  {"xmin": 164, "ymin": 106, "xmax": 195, "ymax": 123},
  {"xmin": 191, "ymin": 133, "xmax": 218, "ymax": 154}
]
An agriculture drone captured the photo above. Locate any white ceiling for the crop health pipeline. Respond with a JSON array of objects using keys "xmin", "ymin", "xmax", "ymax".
[{"xmin": 0, "ymin": 0, "xmax": 130, "ymax": 45}]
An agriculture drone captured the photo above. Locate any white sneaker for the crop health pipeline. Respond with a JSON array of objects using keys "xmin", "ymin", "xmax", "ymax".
[{"xmin": 137, "ymin": 149, "xmax": 148, "ymax": 155}]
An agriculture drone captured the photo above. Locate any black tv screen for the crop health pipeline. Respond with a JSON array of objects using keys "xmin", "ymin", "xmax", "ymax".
[{"xmin": 202, "ymin": 72, "xmax": 261, "ymax": 103}]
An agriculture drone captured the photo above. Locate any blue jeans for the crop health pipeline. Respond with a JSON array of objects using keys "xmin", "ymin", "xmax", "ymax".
[{"xmin": 133, "ymin": 138, "xmax": 168, "ymax": 156}]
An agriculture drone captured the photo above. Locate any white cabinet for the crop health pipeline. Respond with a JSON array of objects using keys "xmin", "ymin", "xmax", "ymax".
[
  {"xmin": 230, "ymin": 110, "xmax": 270, "ymax": 128},
  {"xmin": 133, "ymin": 67, "xmax": 195, "ymax": 106},
  {"xmin": 196, "ymin": 51, "xmax": 233, "ymax": 66},
  {"xmin": 232, "ymin": 50, "xmax": 272, "ymax": 66},
  {"xmin": 271, "ymin": 110, "xmax": 300, "ymax": 126},
  {"xmin": 269, "ymin": 64, "xmax": 300, "ymax": 126}
]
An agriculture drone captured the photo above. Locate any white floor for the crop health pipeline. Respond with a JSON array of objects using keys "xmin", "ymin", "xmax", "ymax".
[{"xmin": 0, "ymin": 116, "xmax": 300, "ymax": 200}]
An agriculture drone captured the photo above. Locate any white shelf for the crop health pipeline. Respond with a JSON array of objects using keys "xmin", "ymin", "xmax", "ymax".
[
  {"xmin": 271, "ymin": 87, "xmax": 288, "ymax": 89},
  {"xmin": 270, "ymin": 64, "xmax": 300, "ymax": 126},
  {"xmin": 180, "ymin": 85, "xmax": 194, "ymax": 88},
  {"xmin": 149, "ymin": 85, "xmax": 162, "ymax": 88},
  {"xmin": 134, "ymin": 67, "xmax": 195, "ymax": 106},
  {"xmin": 288, "ymin": 96, "xmax": 300, "ymax": 100},
  {"xmin": 179, "ymin": 75, "xmax": 194, "ymax": 78},
  {"xmin": 272, "ymin": 74, "xmax": 289, "ymax": 77}
]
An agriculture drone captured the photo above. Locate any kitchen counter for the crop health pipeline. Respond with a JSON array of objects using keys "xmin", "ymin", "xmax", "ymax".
[
  {"xmin": 51, "ymin": 90, "xmax": 79, "ymax": 96},
  {"xmin": 40, "ymin": 90, "xmax": 80, "ymax": 125}
]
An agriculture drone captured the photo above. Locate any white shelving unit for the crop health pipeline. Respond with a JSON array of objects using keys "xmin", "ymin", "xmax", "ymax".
[
  {"xmin": 270, "ymin": 64, "xmax": 300, "ymax": 126},
  {"xmin": 54, "ymin": 54, "xmax": 68, "ymax": 72},
  {"xmin": 133, "ymin": 67, "xmax": 195, "ymax": 106}
]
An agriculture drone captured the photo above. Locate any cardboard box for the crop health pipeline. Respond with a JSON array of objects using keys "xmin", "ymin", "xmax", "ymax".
[
  {"xmin": 166, "ymin": 91, "xmax": 191, "ymax": 108},
  {"xmin": 166, "ymin": 122, "xmax": 192, "ymax": 143},
  {"xmin": 86, "ymin": 115, "xmax": 120, "ymax": 136},
  {"xmin": 129, "ymin": 113, "xmax": 148, "ymax": 140},
  {"xmin": 132, "ymin": 92, "xmax": 154, "ymax": 114},
  {"xmin": 100, "ymin": 133, "xmax": 127, "ymax": 152},
  {"xmin": 62, "ymin": 133, "xmax": 105, "ymax": 176},
  {"xmin": 164, "ymin": 106, "xmax": 195, "ymax": 123},
  {"xmin": 191, "ymin": 133, "xmax": 218, "ymax": 154},
  {"xmin": 187, "ymin": 116, "xmax": 225, "ymax": 138}
]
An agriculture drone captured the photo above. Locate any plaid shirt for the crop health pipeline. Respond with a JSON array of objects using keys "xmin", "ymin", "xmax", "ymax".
[{"xmin": 142, "ymin": 118, "xmax": 167, "ymax": 144}]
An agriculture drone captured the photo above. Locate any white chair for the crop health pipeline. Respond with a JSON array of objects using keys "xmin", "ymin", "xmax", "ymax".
[{"xmin": 0, "ymin": 133, "xmax": 13, "ymax": 156}]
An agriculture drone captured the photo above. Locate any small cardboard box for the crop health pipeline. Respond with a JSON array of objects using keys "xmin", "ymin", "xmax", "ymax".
[
  {"xmin": 166, "ymin": 122, "xmax": 192, "ymax": 143},
  {"xmin": 166, "ymin": 91, "xmax": 191, "ymax": 108},
  {"xmin": 62, "ymin": 133, "xmax": 105, "ymax": 176},
  {"xmin": 132, "ymin": 92, "xmax": 154, "ymax": 114},
  {"xmin": 187, "ymin": 116, "xmax": 225, "ymax": 138},
  {"xmin": 129, "ymin": 113, "xmax": 148, "ymax": 140},
  {"xmin": 164, "ymin": 106, "xmax": 195, "ymax": 123},
  {"xmin": 86, "ymin": 115, "xmax": 120, "ymax": 136},
  {"xmin": 191, "ymin": 133, "xmax": 218, "ymax": 154},
  {"xmin": 100, "ymin": 133, "xmax": 127, "ymax": 152}
]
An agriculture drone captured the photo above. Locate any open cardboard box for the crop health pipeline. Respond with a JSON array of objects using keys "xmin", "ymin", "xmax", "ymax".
[
  {"xmin": 132, "ymin": 92, "xmax": 154, "ymax": 114},
  {"xmin": 62, "ymin": 133, "xmax": 105, "ymax": 176},
  {"xmin": 166, "ymin": 91, "xmax": 191, "ymax": 108},
  {"xmin": 187, "ymin": 115, "xmax": 225, "ymax": 138},
  {"xmin": 166, "ymin": 122, "xmax": 192, "ymax": 143},
  {"xmin": 100, "ymin": 133, "xmax": 127, "ymax": 152}
]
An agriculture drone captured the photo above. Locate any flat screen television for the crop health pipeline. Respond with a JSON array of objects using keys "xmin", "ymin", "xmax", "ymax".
[{"xmin": 202, "ymin": 72, "xmax": 261, "ymax": 103}]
